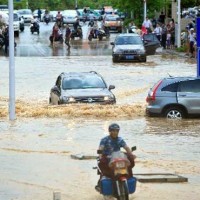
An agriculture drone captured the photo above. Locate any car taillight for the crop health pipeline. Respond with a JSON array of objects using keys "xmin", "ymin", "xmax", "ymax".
[{"xmin": 146, "ymin": 80, "xmax": 163, "ymax": 102}]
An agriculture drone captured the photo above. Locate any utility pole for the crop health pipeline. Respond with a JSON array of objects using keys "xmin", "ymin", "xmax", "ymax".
[
  {"xmin": 8, "ymin": 0, "xmax": 16, "ymax": 120},
  {"xmin": 144, "ymin": 0, "xmax": 146, "ymax": 21},
  {"xmin": 177, "ymin": 0, "xmax": 181, "ymax": 48}
]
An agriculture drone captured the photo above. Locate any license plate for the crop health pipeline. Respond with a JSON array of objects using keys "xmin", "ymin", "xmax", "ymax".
[
  {"xmin": 126, "ymin": 55, "xmax": 134, "ymax": 59},
  {"xmin": 114, "ymin": 168, "xmax": 128, "ymax": 175},
  {"xmin": 110, "ymin": 27, "xmax": 116, "ymax": 29}
]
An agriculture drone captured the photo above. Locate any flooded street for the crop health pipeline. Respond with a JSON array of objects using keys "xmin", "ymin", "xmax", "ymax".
[{"xmin": 0, "ymin": 22, "xmax": 200, "ymax": 200}]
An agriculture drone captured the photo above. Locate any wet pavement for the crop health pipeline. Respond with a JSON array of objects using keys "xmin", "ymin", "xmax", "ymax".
[{"xmin": 0, "ymin": 22, "xmax": 200, "ymax": 200}]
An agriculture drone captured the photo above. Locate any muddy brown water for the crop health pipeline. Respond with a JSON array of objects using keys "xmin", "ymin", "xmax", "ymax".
[{"xmin": 0, "ymin": 32, "xmax": 200, "ymax": 200}]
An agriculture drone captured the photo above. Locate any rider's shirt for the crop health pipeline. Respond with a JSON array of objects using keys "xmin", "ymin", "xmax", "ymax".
[{"xmin": 99, "ymin": 136, "xmax": 126, "ymax": 156}]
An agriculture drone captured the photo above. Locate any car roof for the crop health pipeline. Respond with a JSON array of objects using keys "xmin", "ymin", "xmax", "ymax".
[
  {"xmin": 117, "ymin": 33, "xmax": 140, "ymax": 37},
  {"xmin": 162, "ymin": 76, "xmax": 200, "ymax": 82},
  {"xmin": 60, "ymin": 71, "xmax": 100, "ymax": 78}
]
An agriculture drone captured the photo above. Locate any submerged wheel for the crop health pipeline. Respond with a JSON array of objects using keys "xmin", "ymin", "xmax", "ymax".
[
  {"xmin": 164, "ymin": 107, "xmax": 185, "ymax": 119},
  {"xmin": 117, "ymin": 181, "xmax": 129, "ymax": 200}
]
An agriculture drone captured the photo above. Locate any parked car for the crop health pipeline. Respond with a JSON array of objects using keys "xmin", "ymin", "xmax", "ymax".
[
  {"xmin": 146, "ymin": 76, "xmax": 200, "ymax": 119},
  {"xmin": 103, "ymin": 14, "xmax": 123, "ymax": 33},
  {"xmin": 110, "ymin": 33, "xmax": 147, "ymax": 62},
  {"xmin": 143, "ymin": 33, "xmax": 161, "ymax": 55},
  {"xmin": 17, "ymin": 9, "xmax": 33, "ymax": 23},
  {"xmin": 49, "ymin": 71, "xmax": 116, "ymax": 105},
  {"xmin": 13, "ymin": 12, "xmax": 24, "ymax": 36},
  {"xmin": 62, "ymin": 10, "xmax": 79, "ymax": 25}
]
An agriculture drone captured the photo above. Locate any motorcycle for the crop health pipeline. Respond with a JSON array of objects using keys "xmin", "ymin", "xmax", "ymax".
[
  {"xmin": 94, "ymin": 147, "xmax": 137, "ymax": 200},
  {"xmin": 44, "ymin": 14, "xmax": 50, "ymax": 25},
  {"xmin": 88, "ymin": 28, "xmax": 104, "ymax": 41},
  {"xmin": 30, "ymin": 21, "xmax": 40, "ymax": 34},
  {"xmin": 71, "ymin": 26, "xmax": 83, "ymax": 39},
  {"xmin": 49, "ymin": 29, "xmax": 64, "ymax": 44}
]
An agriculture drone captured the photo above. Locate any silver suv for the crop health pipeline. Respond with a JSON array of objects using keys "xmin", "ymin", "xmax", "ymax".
[{"xmin": 146, "ymin": 76, "xmax": 200, "ymax": 119}]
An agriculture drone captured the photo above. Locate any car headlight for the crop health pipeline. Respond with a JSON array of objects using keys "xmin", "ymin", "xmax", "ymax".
[
  {"xmin": 137, "ymin": 48, "xmax": 145, "ymax": 53},
  {"xmin": 104, "ymin": 96, "xmax": 114, "ymax": 101},
  {"xmin": 114, "ymin": 49, "xmax": 123, "ymax": 54},
  {"xmin": 62, "ymin": 96, "xmax": 76, "ymax": 103}
]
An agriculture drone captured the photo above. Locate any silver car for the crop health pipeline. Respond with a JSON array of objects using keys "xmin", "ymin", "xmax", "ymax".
[
  {"xmin": 49, "ymin": 71, "xmax": 116, "ymax": 105},
  {"xmin": 110, "ymin": 33, "xmax": 147, "ymax": 62},
  {"xmin": 146, "ymin": 76, "xmax": 200, "ymax": 119}
]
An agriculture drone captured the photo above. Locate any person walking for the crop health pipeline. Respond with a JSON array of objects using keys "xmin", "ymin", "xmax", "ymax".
[
  {"xmin": 188, "ymin": 28, "xmax": 196, "ymax": 58},
  {"xmin": 65, "ymin": 25, "xmax": 71, "ymax": 50}
]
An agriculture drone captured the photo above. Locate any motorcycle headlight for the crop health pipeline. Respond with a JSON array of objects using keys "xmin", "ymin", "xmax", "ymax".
[{"xmin": 116, "ymin": 161, "xmax": 126, "ymax": 168}]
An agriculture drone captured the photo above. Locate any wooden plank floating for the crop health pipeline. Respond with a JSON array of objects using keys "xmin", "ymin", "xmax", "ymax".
[
  {"xmin": 71, "ymin": 154, "xmax": 97, "ymax": 160},
  {"xmin": 134, "ymin": 173, "xmax": 188, "ymax": 183}
]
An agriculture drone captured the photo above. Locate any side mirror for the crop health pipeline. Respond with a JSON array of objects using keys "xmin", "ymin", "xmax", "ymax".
[
  {"xmin": 131, "ymin": 146, "xmax": 137, "ymax": 151},
  {"xmin": 110, "ymin": 42, "xmax": 114, "ymax": 45},
  {"xmin": 52, "ymin": 86, "xmax": 60, "ymax": 94},
  {"xmin": 97, "ymin": 149, "xmax": 103, "ymax": 154},
  {"xmin": 109, "ymin": 85, "xmax": 115, "ymax": 90}
]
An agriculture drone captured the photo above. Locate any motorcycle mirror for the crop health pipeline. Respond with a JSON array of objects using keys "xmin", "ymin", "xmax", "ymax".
[
  {"xmin": 97, "ymin": 149, "xmax": 103, "ymax": 154},
  {"xmin": 131, "ymin": 146, "xmax": 137, "ymax": 151}
]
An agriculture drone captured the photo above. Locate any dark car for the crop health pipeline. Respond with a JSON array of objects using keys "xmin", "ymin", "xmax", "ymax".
[
  {"xmin": 49, "ymin": 71, "xmax": 116, "ymax": 105},
  {"xmin": 110, "ymin": 33, "xmax": 147, "ymax": 62},
  {"xmin": 143, "ymin": 33, "xmax": 161, "ymax": 55},
  {"xmin": 146, "ymin": 76, "xmax": 200, "ymax": 119}
]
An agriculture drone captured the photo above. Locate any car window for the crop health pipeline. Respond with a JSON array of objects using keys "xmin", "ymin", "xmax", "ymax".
[
  {"xmin": 161, "ymin": 82, "xmax": 179, "ymax": 92},
  {"xmin": 178, "ymin": 80, "xmax": 200, "ymax": 93},
  {"xmin": 62, "ymin": 76, "xmax": 106, "ymax": 89}
]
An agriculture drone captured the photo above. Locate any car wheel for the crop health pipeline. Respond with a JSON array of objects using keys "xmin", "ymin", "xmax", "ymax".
[
  {"xmin": 50, "ymin": 93, "xmax": 59, "ymax": 105},
  {"xmin": 112, "ymin": 57, "xmax": 118, "ymax": 63},
  {"xmin": 164, "ymin": 107, "xmax": 184, "ymax": 119},
  {"xmin": 141, "ymin": 57, "xmax": 147, "ymax": 62}
]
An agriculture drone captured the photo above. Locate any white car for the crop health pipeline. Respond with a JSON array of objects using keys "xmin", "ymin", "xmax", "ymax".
[
  {"xmin": 17, "ymin": 9, "xmax": 33, "ymax": 23},
  {"xmin": 62, "ymin": 10, "xmax": 78, "ymax": 25}
]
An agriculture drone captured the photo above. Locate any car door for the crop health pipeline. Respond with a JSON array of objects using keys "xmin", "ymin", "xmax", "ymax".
[{"xmin": 177, "ymin": 79, "xmax": 200, "ymax": 114}]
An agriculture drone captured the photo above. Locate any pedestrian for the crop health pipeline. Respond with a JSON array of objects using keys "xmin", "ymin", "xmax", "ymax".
[
  {"xmin": 65, "ymin": 25, "xmax": 71, "ymax": 50},
  {"xmin": 37, "ymin": 8, "xmax": 42, "ymax": 21},
  {"xmin": 161, "ymin": 23, "xmax": 167, "ymax": 49},
  {"xmin": 153, "ymin": 23, "xmax": 162, "ymax": 42},
  {"xmin": 188, "ymin": 28, "xmax": 196, "ymax": 58},
  {"xmin": 166, "ymin": 30, "xmax": 171, "ymax": 49},
  {"xmin": 142, "ymin": 16, "xmax": 152, "ymax": 33},
  {"xmin": 169, "ymin": 19, "xmax": 175, "ymax": 49},
  {"xmin": 159, "ymin": 11, "xmax": 165, "ymax": 24}
]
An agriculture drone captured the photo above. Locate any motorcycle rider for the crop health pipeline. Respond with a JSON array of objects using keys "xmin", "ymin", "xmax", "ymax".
[
  {"xmin": 49, "ymin": 24, "xmax": 62, "ymax": 45},
  {"xmin": 56, "ymin": 11, "xmax": 63, "ymax": 27},
  {"xmin": 97, "ymin": 123, "xmax": 136, "ymax": 181},
  {"xmin": 65, "ymin": 24, "xmax": 71, "ymax": 49},
  {"xmin": 44, "ymin": 9, "xmax": 50, "ymax": 23}
]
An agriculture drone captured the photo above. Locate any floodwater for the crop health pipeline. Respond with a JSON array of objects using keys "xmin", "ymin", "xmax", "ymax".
[{"xmin": 0, "ymin": 23, "xmax": 200, "ymax": 200}]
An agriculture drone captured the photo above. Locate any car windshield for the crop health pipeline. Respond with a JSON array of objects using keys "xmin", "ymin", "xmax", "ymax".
[
  {"xmin": 18, "ymin": 9, "xmax": 32, "ymax": 14},
  {"xmin": 13, "ymin": 13, "xmax": 18, "ymax": 21},
  {"xmin": 115, "ymin": 36, "xmax": 143, "ymax": 45},
  {"xmin": 105, "ymin": 15, "xmax": 120, "ymax": 21},
  {"xmin": 62, "ymin": 76, "xmax": 106, "ymax": 89}
]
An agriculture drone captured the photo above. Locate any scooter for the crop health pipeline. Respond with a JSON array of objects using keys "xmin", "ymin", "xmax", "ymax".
[
  {"xmin": 30, "ymin": 21, "xmax": 40, "ymax": 34},
  {"xmin": 71, "ymin": 26, "xmax": 83, "ymax": 39},
  {"xmin": 88, "ymin": 28, "xmax": 104, "ymax": 41},
  {"xmin": 94, "ymin": 147, "xmax": 137, "ymax": 200}
]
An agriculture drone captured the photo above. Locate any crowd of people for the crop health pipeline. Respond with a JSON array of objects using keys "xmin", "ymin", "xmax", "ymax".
[{"xmin": 138, "ymin": 12, "xmax": 196, "ymax": 58}]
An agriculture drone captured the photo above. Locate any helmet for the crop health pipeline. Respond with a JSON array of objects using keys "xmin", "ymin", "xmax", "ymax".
[{"xmin": 108, "ymin": 123, "xmax": 120, "ymax": 132}]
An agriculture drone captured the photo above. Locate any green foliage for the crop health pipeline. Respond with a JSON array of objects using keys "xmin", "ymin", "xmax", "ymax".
[{"xmin": 176, "ymin": 45, "xmax": 187, "ymax": 52}]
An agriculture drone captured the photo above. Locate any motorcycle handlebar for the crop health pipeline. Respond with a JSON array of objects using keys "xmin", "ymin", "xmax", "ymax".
[{"xmin": 97, "ymin": 146, "xmax": 136, "ymax": 154}]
